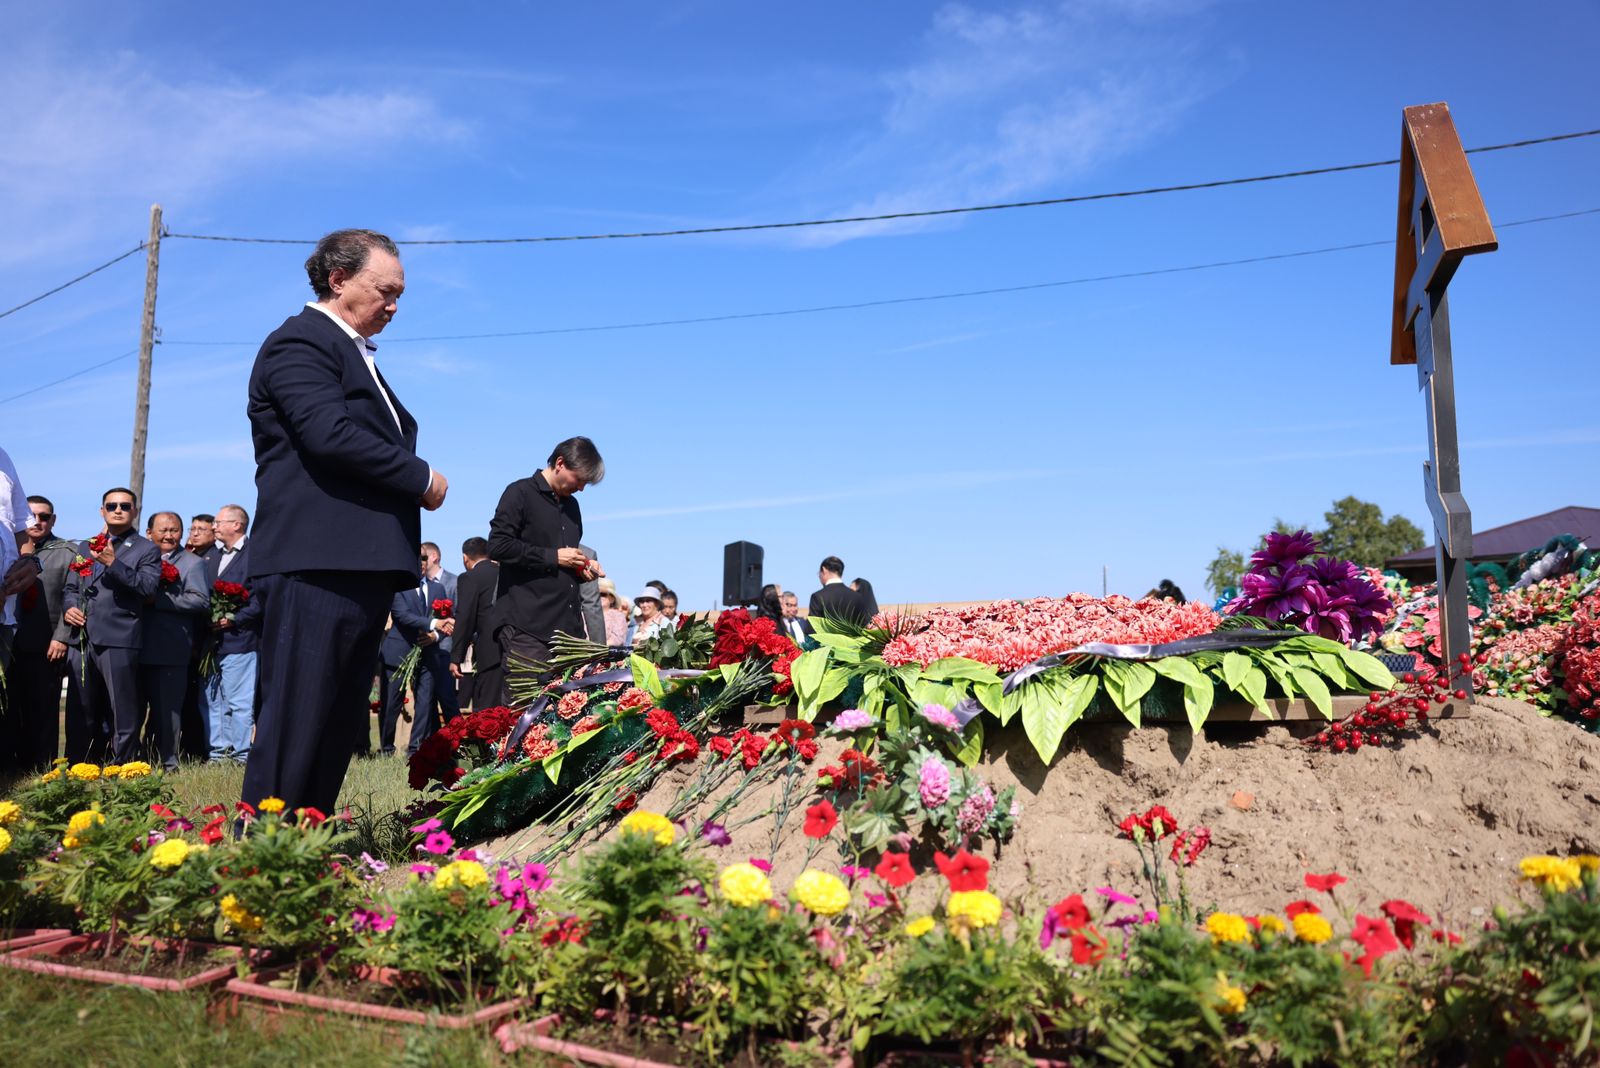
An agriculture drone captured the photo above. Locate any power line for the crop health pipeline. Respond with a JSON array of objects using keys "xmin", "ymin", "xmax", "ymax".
[
  {"xmin": 156, "ymin": 206, "xmax": 1600, "ymax": 347},
  {"xmin": 163, "ymin": 127, "xmax": 1600, "ymax": 246},
  {"xmin": 0, "ymin": 349, "xmax": 139, "ymax": 407},
  {"xmin": 0, "ymin": 244, "xmax": 146, "ymax": 321}
]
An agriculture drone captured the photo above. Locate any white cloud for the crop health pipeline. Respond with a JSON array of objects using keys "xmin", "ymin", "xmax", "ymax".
[
  {"xmin": 782, "ymin": 1, "xmax": 1217, "ymax": 245},
  {"xmin": 0, "ymin": 48, "xmax": 469, "ymax": 266}
]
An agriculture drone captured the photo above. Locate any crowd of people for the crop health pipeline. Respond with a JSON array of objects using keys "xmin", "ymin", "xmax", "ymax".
[{"xmin": 0, "ymin": 228, "xmax": 891, "ymax": 814}]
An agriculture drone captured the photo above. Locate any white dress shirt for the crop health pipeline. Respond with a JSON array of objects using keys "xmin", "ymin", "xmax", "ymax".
[{"xmin": 217, "ymin": 534, "xmax": 248, "ymax": 577}]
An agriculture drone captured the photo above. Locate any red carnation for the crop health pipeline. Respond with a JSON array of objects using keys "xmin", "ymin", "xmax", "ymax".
[
  {"xmin": 617, "ymin": 687, "xmax": 655, "ymax": 715},
  {"xmin": 160, "ymin": 560, "xmax": 181, "ymax": 586},
  {"xmin": 874, "ymin": 851, "xmax": 916, "ymax": 888},
  {"xmin": 71, "ymin": 558, "xmax": 94, "ymax": 577},
  {"xmin": 709, "ymin": 735, "xmax": 733, "ymax": 759},
  {"xmin": 803, "ymin": 799, "xmax": 838, "ymax": 839},
  {"xmin": 1144, "ymin": 805, "xmax": 1178, "ymax": 839},
  {"xmin": 1117, "ymin": 811, "xmax": 1151, "ymax": 839},
  {"xmin": 933, "ymin": 849, "xmax": 990, "ymax": 893},
  {"xmin": 1170, "ymin": 826, "xmax": 1211, "ymax": 866},
  {"xmin": 87, "ymin": 533, "xmax": 110, "ymax": 554},
  {"xmin": 1304, "ymin": 872, "xmax": 1347, "ymax": 894},
  {"xmin": 431, "ymin": 598, "xmax": 453, "ymax": 619}
]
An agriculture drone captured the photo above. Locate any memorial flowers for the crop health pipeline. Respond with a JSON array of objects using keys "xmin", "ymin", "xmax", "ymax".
[{"xmin": 1226, "ymin": 530, "xmax": 1391, "ymax": 644}]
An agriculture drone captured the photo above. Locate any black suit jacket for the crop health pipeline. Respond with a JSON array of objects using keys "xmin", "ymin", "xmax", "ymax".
[
  {"xmin": 247, "ymin": 306, "xmax": 430, "ymax": 590},
  {"xmin": 451, "ymin": 559, "xmax": 501, "ymax": 671},
  {"xmin": 213, "ymin": 539, "xmax": 264, "ymax": 656},
  {"xmin": 380, "ymin": 576, "xmax": 449, "ymax": 668},
  {"xmin": 808, "ymin": 582, "xmax": 867, "ymax": 627}
]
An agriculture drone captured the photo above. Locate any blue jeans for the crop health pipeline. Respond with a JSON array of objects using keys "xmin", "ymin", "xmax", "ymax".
[{"xmin": 203, "ymin": 651, "xmax": 257, "ymax": 762}]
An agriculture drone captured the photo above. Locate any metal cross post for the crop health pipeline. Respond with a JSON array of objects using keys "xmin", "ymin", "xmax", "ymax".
[{"xmin": 1390, "ymin": 103, "xmax": 1497, "ymax": 691}]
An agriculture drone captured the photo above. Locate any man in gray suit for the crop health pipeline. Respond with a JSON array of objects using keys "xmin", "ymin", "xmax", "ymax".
[
  {"xmin": 62, "ymin": 487, "xmax": 161, "ymax": 763},
  {"xmin": 579, "ymin": 543, "xmax": 605, "ymax": 646},
  {"xmin": 139, "ymin": 511, "xmax": 209, "ymax": 770}
]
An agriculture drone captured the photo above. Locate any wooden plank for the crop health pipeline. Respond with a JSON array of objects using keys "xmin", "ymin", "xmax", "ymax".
[{"xmin": 1405, "ymin": 103, "xmax": 1498, "ymax": 255}]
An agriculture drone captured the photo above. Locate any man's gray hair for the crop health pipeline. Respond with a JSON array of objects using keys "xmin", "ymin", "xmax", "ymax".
[
  {"xmin": 548, "ymin": 436, "xmax": 605, "ymax": 484},
  {"xmin": 305, "ymin": 229, "xmax": 399, "ymax": 300},
  {"xmin": 219, "ymin": 503, "xmax": 251, "ymax": 532}
]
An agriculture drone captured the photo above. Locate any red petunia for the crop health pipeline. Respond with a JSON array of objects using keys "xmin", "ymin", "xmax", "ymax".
[
  {"xmin": 1304, "ymin": 872, "xmax": 1347, "ymax": 894},
  {"xmin": 1381, "ymin": 899, "xmax": 1432, "ymax": 950},
  {"xmin": 874, "ymin": 851, "xmax": 916, "ymax": 888},
  {"xmin": 1351, "ymin": 914, "xmax": 1401, "ymax": 976},
  {"xmin": 199, "ymin": 816, "xmax": 226, "ymax": 845},
  {"xmin": 1050, "ymin": 893, "xmax": 1091, "ymax": 930},
  {"xmin": 1070, "ymin": 926, "xmax": 1108, "ymax": 966},
  {"xmin": 803, "ymin": 799, "xmax": 838, "ymax": 839},
  {"xmin": 235, "ymin": 801, "xmax": 256, "ymax": 818},
  {"xmin": 296, "ymin": 806, "xmax": 327, "ymax": 826},
  {"xmin": 1284, "ymin": 900, "xmax": 1321, "ymax": 919},
  {"xmin": 933, "ymin": 849, "xmax": 990, "ymax": 893}
]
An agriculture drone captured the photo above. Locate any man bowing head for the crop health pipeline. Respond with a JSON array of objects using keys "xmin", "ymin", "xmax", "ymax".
[{"xmin": 242, "ymin": 228, "xmax": 448, "ymax": 816}]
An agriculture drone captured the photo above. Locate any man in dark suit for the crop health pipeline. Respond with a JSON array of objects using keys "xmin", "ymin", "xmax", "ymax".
[
  {"xmin": 61, "ymin": 487, "xmax": 162, "ymax": 763},
  {"xmin": 376, "ymin": 569, "xmax": 454, "ymax": 756},
  {"xmin": 779, "ymin": 590, "xmax": 812, "ymax": 645},
  {"xmin": 201, "ymin": 504, "xmax": 262, "ymax": 764},
  {"xmin": 241, "ymin": 228, "xmax": 448, "ymax": 815},
  {"xmin": 139, "ymin": 511, "xmax": 209, "ymax": 770},
  {"xmin": 450, "ymin": 537, "xmax": 501, "ymax": 712},
  {"xmin": 178, "ymin": 512, "xmax": 223, "ymax": 760},
  {"xmin": 418, "ymin": 541, "xmax": 460, "ymax": 729},
  {"xmin": 9, "ymin": 495, "xmax": 79, "ymax": 770},
  {"xmin": 488, "ymin": 437, "xmax": 605, "ymax": 701},
  {"xmin": 808, "ymin": 555, "xmax": 867, "ymax": 627},
  {"xmin": 187, "ymin": 514, "xmax": 222, "ymax": 566}
]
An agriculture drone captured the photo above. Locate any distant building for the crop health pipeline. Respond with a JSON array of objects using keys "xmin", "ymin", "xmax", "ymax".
[{"xmin": 1385, "ymin": 505, "xmax": 1600, "ymax": 583}]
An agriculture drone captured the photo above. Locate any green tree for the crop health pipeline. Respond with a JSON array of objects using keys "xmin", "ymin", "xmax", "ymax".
[{"xmin": 1316, "ymin": 496, "xmax": 1424, "ymax": 569}]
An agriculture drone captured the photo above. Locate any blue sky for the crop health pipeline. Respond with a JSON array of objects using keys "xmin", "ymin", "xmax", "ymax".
[{"xmin": 2, "ymin": 1, "xmax": 1597, "ymax": 609}]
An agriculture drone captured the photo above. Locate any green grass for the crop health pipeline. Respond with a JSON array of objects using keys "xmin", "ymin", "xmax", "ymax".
[{"xmin": 0, "ymin": 968, "xmax": 536, "ymax": 1067}]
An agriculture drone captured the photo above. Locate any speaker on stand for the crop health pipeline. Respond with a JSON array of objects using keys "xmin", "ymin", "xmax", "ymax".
[{"xmin": 722, "ymin": 541, "xmax": 763, "ymax": 606}]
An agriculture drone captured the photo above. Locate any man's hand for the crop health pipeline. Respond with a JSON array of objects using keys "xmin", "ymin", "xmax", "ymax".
[
  {"xmin": 416, "ymin": 630, "xmax": 438, "ymax": 647},
  {"xmin": 449, "ymin": 663, "xmax": 463, "ymax": 680},
  {"xmin": 556, "ymin": 547, "xmax": 589, "ymax": 572},
  {"xmin": 47, "ymin": 640, "xmax": 68, "ymax": 662},
  {"xmin": 2, "ymin": 558, "xmax": 39, "ymax": 596},
  {"xmin": 91, "ymin": 543, "xmax": 116, "ymax": 567},
  {"xmin": 422, "ymin": 469, "xmax": 448, "ymax": 511},
  {"xmin": 215, "ymin": 617, "xmax": 233, "ymax": 631},
  {"xmin": 64, "ymin": 607, "xmax": 86, "ymax": 628},
  {"xmin": 435, "ymin": 618, "xmax": 456, "ymax": 637},
  {"xmin": 581, "ymin": 559, "xmax": 606, "ymax": 582}
]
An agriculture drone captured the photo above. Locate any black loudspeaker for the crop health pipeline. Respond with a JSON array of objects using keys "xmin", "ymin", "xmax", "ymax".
[{"xmin": 723, "ymin": 541, "xmax": 764, "ymax": 606}]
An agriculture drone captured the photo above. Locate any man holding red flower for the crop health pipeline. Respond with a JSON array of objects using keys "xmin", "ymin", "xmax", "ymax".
[
  {"xmin": 61, "ymin": 487, "xmax": 161, "ymax": 762},
  {"xmin": 139, "ymin": 511, "xmax": 209, "ymax": 770},
  {"xmin": 373, "ymin": 564, "xmax": 455, "ymax": 758}
]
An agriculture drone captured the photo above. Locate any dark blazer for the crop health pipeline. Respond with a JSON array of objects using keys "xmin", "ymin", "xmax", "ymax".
[
  {"xmin": 488, "ymin": 471, "xmax": 584, "ymax": 643},
  {"xmin": 808, "ymin": 582, "xmax": 868, "ymax": 627},
  {"xmin": 61, "ymin": 531, "xmax": 162, "ymax": 649},
  {"xmin": 381, "ymin": 576, "xmax": 449, "ymax": 668},
  {"xmin": 141, "ymin": 550, "xmax": 209, "ymax": 666},
  {"xmin": 451, "ymin": 559, "xmax": 501, "ymax": 671},
  {"xmin": 247, "ymin": 306, "xmax": 430, "ymax": 590},
  {"xmin": 779, "ymin": 615, "xmax": 813, "ymax": 645},
  {"xmin": 213, "ymin": 539, "xmax": 263, "ymax": 657}
]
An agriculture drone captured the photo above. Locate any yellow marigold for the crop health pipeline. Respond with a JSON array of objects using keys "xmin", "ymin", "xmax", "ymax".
[
  {"xmin": 0, "ymin": 827, "xmax": 11, "ymax": 856},
  {"xmin": 719, "ymin": 863, "xmax": 773, "ymax": 908},
  {"xmin": 66, "ymin": 763, "xmax": 101, "ymax": 781},
  {"xmin": 1256, "ymin": 915, "xmax": 1286, "ymax": 937},
  {"xmin": 618, "ymin": 810, "xmax": 675, "ymax": 847},
  {"xmin": 63, "ymin": 809, "xmax": 105, "ymax": 848},
  {"xmin": 1292, "ymin": 912, "xmax": 1334, "ymax": 945},
  {"xmin": 1205, "ymin": 912, "xmax": 1253, "ymax": 945},
  {"xmin": 904, "ymin": 915, "xmax": 936, "ymax": 938},
  {"xmin": 258, "ymin": 797, "xmax": 286, "ymax": 814},
  {"xmin": 792, "ymin": 870, "xmax": 851, "ymax": 916},
  {"xmin": 0, "ymin": 800, "xmax": 21, "ymax": 825},
  {"xmin": 1573, "ymin": 855, "xmax": 1600, "ymax": 874},
  {"xmin": 1215, "ymin": 976, "xmax": 1248, "ymax": 1015},
  {"xmin": 39, "ymin": 768, "xmax": 60, "ymax": 784},
  {"xmin": 117, "ymin": 761, "xmax": 152, "ymax": 780},
  {"xmin": 148, "ymin": 838, "xmax": 193, "ymax": 870},
  {"xmin": 947, "ymin": 890, "xmax": 1004, "ymax": 930},
  {"xmin": 102, "ymin": 764, "xmax": 122, "ymax": 778},
  {"xmin": 219, "ymin": 894, "xmax": 264, "ymax": 932},
  {"xmin": 435, "ymin": 859, "xmax": 490, "ymax": 890},
  {"xmin": 1520, "ymin": 855, "xmax": 1584, "ymax": 894}
]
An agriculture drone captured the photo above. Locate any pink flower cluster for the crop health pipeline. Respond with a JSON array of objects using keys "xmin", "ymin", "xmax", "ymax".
[
  {"xmin": 918, "ymin": 757, "xmax": 951, "ymax": 807},
  {"xmin": 881, "ymin": 595, "xmax": 1221, "ymax": 672}
]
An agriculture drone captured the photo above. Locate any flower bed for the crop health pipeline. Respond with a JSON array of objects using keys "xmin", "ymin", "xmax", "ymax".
[
  {"xmin": 1, "ymin": 933, "xmax": 250, "ymax": 992},
  {"xmin": 226, "ymin": 960, "xmax": 527, "ymax": 1030}
]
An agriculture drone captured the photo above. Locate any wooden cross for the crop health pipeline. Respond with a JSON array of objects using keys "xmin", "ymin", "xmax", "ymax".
[{"xmin": 1391, "ymin": 102, "xmax": 1497, "ymax": 689}]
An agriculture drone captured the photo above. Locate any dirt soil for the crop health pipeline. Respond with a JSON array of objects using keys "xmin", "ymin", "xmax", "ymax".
[{"xmin": 489, "ymin": 697, "xmax": 1600, "ymax": 928}]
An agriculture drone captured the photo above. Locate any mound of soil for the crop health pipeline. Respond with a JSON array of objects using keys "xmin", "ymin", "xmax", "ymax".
[{"xmin": 490, "ymin": 697, "xmax": 1600, "ymax": 927}]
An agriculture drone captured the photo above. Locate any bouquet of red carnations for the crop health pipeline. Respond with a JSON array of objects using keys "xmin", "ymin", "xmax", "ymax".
[
  {"xmin": 199, "ymin": 580, "xmax": 250, "ymax": 677},
  {"xmin": 393, "ymin": 598, "xmax": 453, "ymax": 706}
]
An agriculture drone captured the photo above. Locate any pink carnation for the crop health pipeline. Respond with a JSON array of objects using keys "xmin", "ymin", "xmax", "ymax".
[
  {"xmin": 918, "ymin": 757, "xmax": 951, "ymax": 807},
  {"xmin": 556, "ymin": 690, "xmax": 590, "ymax": 721}
]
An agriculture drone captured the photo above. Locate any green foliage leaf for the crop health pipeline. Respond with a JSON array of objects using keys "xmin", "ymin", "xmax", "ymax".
[
  {"xmin": 919, "ymin": 657, "xmax": 1004, "ymax": 685},
  {"xmin": 1290, "ymin": 666, "xmax": 1333, "ymax": 719},
  {"xmin": 1151, "ymin": 656, "xmax": 1215, "ymax": 731},
  {"xmin": 629, "ymin": 655, "xmax": 665, "ymax": 700},
  {"xmin": 1337, "ymin": 646, "xmax": 1398, "ymax": 691},
  {"xmin": 1221, "ymin": 651, "xmax": 1250, "ymax": 692},
  {"xmin": 1021, "ymin": 674, "xmax": 1098, "ymax": 763},
  {"xmin": 951, "ymin": 718, "xmax": 984, "ymax": 768},
  {"xmin": 1102, "ymin": 660, "xmax": 1155, "ymax": 727},
  {"xmin": 790, "ymin": 647, "xmax": 832, "ymax": 716},
  {"xmin": 1237, "ymin": 664, "xmax": 1272, "ymax": 718}
]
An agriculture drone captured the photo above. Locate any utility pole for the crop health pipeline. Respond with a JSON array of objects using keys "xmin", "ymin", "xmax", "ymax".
[
  {"xmin": 1102, "ymin": 565, "xmax": 1108, "ymax": 598},
  {"xmin": 129, "ymin": 203, "xmax": 163, "ymax": 505}
]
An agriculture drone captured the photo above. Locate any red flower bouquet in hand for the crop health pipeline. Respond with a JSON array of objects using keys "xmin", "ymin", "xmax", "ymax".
[
  {"xmin": 394, "ymin": 597, "xmax": 452, "ymax": 703},
  {"xmin": 160, "ymin": 560, "xmax": 181, "ymax": 587},
  {"xmin": 199, "ymin": 580, "xmax": 251, "ymax": 677}
]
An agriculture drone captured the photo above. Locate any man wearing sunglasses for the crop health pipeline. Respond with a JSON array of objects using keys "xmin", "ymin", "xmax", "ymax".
[
  {"xmin": 61, "ymin": 487, "xmax": 161, "ymax": 763},
  {"xmin": 7, "ymin": 496, "xmax": 82, "ymax": 770}
]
